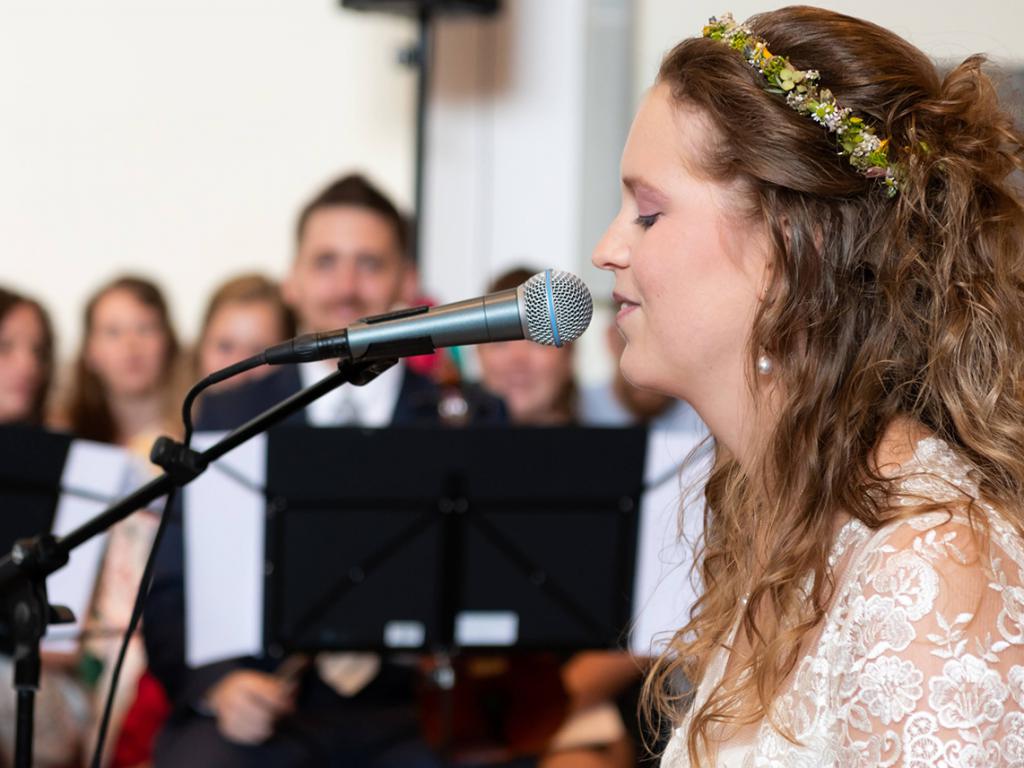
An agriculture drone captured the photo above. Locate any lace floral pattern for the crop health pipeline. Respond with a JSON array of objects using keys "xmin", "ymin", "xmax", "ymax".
[{"xmin": 661, "ymin": 438, "xmax": 1024, "ymax": 767}]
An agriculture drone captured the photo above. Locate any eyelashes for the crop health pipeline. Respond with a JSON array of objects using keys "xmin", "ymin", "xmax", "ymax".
[{"xmin": 634, "ymin": 213, "xmax": 661, "ymax": 230}]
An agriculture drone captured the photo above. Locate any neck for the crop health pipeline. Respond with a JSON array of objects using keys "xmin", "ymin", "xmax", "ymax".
[
  {"xmin": 107, "ymin": 390, "xmax": 166, "ymax": 446},
  {"xmin": 685, "ymin": 362, "xmax": 768, "ymax": 477},
  {"xmin": 512, "ymin": 407, "xmax": 573, "ymax": 427}
]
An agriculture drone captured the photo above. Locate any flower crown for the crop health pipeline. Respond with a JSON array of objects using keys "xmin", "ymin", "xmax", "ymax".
[{"xmin": 702, "ymin": 13, "xmax": 900, "ymax": 197}]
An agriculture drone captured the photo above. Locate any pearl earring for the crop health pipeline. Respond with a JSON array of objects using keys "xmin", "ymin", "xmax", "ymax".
[{"xmin": 756, "ymin": 353, "xmax": 774, "ymax": 376}]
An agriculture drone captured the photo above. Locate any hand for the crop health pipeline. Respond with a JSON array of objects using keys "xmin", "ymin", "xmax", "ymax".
[{"xmin": 205, "ymin": 670, "xmax": 296, "ymax": 744}]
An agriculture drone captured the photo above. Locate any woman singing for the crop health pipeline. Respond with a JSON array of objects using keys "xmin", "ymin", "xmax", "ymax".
[{"xmin": 592, "ymin": 7, "xmax": 1024, "ymax": 765}]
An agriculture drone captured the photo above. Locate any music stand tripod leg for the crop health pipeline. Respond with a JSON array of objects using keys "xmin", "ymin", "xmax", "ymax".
[{"xmin": 5, "ymin": 534, "xmax": 74, "ymax": 768}]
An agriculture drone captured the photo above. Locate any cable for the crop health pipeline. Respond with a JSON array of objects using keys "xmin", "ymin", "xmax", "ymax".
[
  {"xmin": 89, "ymin": 483, "xmax": 178, "ymax": 768},
  {"xmin": 181, "ymin": 353, "xmax": 266, "ymax": 438}
]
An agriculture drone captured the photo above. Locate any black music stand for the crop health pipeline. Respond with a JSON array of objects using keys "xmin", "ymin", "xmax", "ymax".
[
  {"xmin": 0, "ymin": 427, "xmax": 71, "ymax": 557},
  {"xmin": 0, "ymin": 427, "xmax": 76, "ymax": 655},
  {"xmin": 262, "ymin": 427, "xmax": 647, "ymax": 656}
]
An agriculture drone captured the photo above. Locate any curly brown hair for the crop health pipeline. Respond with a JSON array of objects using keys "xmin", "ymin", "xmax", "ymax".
[{"xmin": 641, "ymin": 6, "xmax": 1024, "ymax": 763}]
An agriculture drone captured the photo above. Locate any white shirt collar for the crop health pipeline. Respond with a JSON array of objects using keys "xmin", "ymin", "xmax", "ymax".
[{"xmin": 298, "ymin": 359, "xmax": 406, "ymax": 428}]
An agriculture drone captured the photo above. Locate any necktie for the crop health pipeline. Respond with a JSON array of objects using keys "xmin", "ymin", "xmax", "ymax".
[{"xmin": 334, "ymin": 391, "xmax": 361, "ymax": 426}]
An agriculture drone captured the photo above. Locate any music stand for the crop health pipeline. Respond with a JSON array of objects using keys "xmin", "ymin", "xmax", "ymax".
[
  {"xmin": 262, "ymin": 426, "xmax": 647, "ymax": 656},
  {"xmin": 0, "ymin": 427, "xmax": 130, "ymax": 653},
  {"xmin": 0, "ymin": 426, "xmax": 71, "ymax": 560}
]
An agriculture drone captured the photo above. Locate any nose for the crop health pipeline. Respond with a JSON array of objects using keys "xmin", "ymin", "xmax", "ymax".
[
  {"xmin": 591, "ymin": 219, "xmax": 630, "ymax": 272},
  {"xmin": 333, "ymin": 259, "xmax": 360, "ymax": 299}
]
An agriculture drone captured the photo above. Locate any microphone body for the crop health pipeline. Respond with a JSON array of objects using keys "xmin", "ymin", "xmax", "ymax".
[
  {"xmin": 264, "ymin": 288, "xmax": 525, "ymax": 365},
  {"xmin": 263, "ymin": 269, "xmax": 592, "ymax": 366}
]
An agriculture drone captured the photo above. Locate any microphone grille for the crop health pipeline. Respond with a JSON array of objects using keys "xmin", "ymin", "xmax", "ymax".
[{"xmin": 521, "ymin": 270, "xmax": 593, "ymax": 346}]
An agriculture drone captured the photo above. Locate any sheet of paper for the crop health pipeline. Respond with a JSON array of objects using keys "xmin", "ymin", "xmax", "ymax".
[
  {"xmin": 184, "ymin": 432, "xmax": 267, "ymax": 667},
  {"xmin": 630, "ymin": 427, "xmax": 710, "ymax": 657},
  {"xmin": 45, "ymin": 439, "xmax": 133, "ymax": 652}
]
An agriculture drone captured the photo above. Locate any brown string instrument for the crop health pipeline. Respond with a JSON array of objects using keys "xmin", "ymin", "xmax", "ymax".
[{"xmin": 418, "ymin": 651, "xmax": 569, "ymax": 764}]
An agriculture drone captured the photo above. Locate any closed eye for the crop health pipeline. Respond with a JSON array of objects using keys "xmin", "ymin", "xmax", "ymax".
[{"xmin": 634, "ymin": 213, "xmax": 661, "ymax": 230}]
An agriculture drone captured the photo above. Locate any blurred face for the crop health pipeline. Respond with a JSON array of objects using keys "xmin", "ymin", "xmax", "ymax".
[
  {"xmin": 198, "ymin": 300, "xmax": 283, "ymax": 384},
  {"xmin": 591, "ymin": 84, "xmax": 770, "ymax": 407},
  {"xmin": 86, "ymin": 289, "xmax": 169, "ymax": 398},
  {"xmin": 284, "ymin": 206, "xmax": 413, "ymax": 334},
  {"xmin": 477, "ymin": 340, "xmax": 574, "ymax": 425},
  {"xmin": 0, "ymin": 303, "xmax": 48, "ymax": 423}
]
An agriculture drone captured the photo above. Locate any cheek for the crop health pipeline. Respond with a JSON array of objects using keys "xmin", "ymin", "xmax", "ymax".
[
  {"xmin": 625, "ymin": 244, "xmax": 757, "ymax": 394},
  {"xmin": 362, "ymin": 272, "xmax": 401, "ymax": 302},
  {"xmin": 200, "ymin": 339, "xmax": 227, "ymax": 368},
  {"xmin": 535, "ymin": 354, "xmax": 572, "ymax": 389},
  {"xmin": 85, "ymin": 337, "xmax": 110, "ymax": 372},
  {"xmin": 477, "ymin": 350, "xmax": 507, "ymax": 384},
  {"xmin": 138, "ymin": 337, "xmax": 169, "ymax": 374}
]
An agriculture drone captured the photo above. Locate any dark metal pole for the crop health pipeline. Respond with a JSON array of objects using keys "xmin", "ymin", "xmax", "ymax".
[
  {"xmin": 412, "ymin": 7, "xmax": 433, "ymax": 264},
  {"xmin": 15, "ymin": 690, "xmax": 33, "ymax": 768}
]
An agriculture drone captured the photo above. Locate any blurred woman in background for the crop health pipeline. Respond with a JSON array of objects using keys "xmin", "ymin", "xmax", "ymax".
[
  {"xmin": 0, "ymin": 286, "xmax": 90, "ymax": 768},
  {"xmin": 195, "ymin": 273, "xmax": 295, "ymax": 385},
  {"xmin": 62, "ymin": 275, "xmax": 181, "ymax": 451},
  {"xmin": 0, "ymin": 285, "xmax": 54, "ymax": 426},
  {"xmin": 476, "ymin": 267, "xmax": 577, "ymax": 426},
  {"xmin": 57, "ymin": 275, "xmax": 182, "ymax": 766}
]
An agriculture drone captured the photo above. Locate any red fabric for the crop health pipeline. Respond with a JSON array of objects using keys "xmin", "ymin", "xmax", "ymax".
[{"xmin": 111, "ymin": 670, "xmax": 171, "ymax": 768}]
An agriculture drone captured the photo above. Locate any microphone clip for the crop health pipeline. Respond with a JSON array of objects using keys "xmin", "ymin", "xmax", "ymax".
[
  {"xmin": 150, "ymin": 437, "xmax": 208, "ymax": 484},
  {"xmin": 337, "ymin": 357, "xmax": 399, "ymax": 386}
]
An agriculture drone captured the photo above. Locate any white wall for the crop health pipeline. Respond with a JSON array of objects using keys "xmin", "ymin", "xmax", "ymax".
[
  {"xmin": 422, "ymin": 0, "xmax": 633, "ymax": 383},
  {"xmin": 6, "ymin": 0, "xmax": 1022, "ymax": 374},
  {"xmin": 1, "ymin": 0, "xmax": 416, "ymax": 359},
  {"xmin": 635, "ymin": 0, "xmax": 1024, "ymax": 100}
]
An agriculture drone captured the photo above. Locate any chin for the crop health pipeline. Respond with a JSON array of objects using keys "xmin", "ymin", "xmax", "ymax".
[
  {"xmin": 618, "ymin": 348, "xmax": 654, "ymax": 391},
  {"xmin": 619, "ymin": 350, "xmax": 678, "ymax": 400}
]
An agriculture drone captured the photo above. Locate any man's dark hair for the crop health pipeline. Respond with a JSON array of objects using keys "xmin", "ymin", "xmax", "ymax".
[{"xmin": 295, "ymin": 173, "xmax": 410, "ymax": 258}]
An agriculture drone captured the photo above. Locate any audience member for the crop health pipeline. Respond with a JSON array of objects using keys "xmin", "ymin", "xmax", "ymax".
[
  {"xmin": 57, "ymin": 275, "xmax": 182, "ymax": 765},
  {"xmin": 196, "ymin": 273, "xmax": 295, "ymax": 386},
  {"xmin": 146, "ymin": 173, "xmax": 504, "ymax": 768},
  {"xmin": 61, "ymin": 275, "xmax": 181, "ymax": 450},
  {"xmin": 0, "ymin": 287, "xmax": 90, "ymax": 767},
  {"xmin": 476, "ymin": 268, "xmax": 576, "ymax": 426},
  {"xmin": 0, "ymin": 286, "xmax": 54, "ymax": 426}
]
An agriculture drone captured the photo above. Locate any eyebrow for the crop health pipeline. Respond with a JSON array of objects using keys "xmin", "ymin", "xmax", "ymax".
[{"xmin": 622, "ymin": 176, "xmax": 669, "ymax": 204}]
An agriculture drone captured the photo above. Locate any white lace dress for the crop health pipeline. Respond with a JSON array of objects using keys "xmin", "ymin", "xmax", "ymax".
[{"xmin": 661, "ymin": 437, "xmax": 1024, "ymax": 767}]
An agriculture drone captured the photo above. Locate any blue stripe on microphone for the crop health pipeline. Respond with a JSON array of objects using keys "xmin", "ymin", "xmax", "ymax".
[{"xmin": 545, "ymin": 269, "xmax": 562, "ymax": 347}]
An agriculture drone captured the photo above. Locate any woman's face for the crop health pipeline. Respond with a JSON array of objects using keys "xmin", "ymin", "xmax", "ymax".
[
  {"xmin": 591, "ymin": 84, "xmax": 771, "ymax": 409},
  {"xmin": 86, "ymin": 289, "xmax": 169, "ymax": 398},
  {"xmin": 476, "ymin": 340, "xmax": 574, "ymax": 425},
  {"xmin": 0, "ymin": 303, "xmax": 48, "ymax": 423},
  {"xmin": 198, "ymin": 300, "xmax": 284, "ymax": 385}
]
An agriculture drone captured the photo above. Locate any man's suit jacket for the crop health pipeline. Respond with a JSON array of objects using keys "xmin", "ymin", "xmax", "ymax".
[{"xmin": 144, "ymin": 364, "xmax": 505, "ymax": 712}]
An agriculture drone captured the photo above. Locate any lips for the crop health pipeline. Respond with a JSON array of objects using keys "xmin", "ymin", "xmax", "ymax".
[{"xmin": 613, "ymin": 291, "xmax": 639, "ymax": 321}]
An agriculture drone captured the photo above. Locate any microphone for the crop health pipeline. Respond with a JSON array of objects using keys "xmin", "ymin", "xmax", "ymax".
[{"xmin": 263, "ymin": 269, "xmax": 593, "ymax": 365}]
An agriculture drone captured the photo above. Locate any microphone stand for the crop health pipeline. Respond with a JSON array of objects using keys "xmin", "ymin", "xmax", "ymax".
[{"xmin": 0, "ymin": 357, "xmax": 396, "ymax": 768}]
